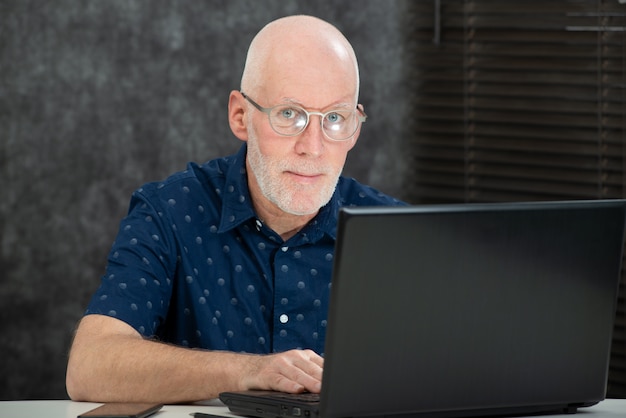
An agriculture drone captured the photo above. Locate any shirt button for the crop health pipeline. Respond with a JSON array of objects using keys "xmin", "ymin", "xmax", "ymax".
[
  {"xmin": 279, "ymin": 314, "xmax": 289, "ymax": 324},
  {"xmin": 281, "ymin": 246, "xmax": 289, "ymax": 252}
]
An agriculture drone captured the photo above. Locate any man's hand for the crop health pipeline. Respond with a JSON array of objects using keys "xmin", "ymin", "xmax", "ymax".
[{"xmin": 241, "ymin": 349, "xmax": 324, "ymax": 394}]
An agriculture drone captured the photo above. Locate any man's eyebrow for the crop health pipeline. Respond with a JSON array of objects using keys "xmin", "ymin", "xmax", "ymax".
[{"xmin": 280, "ymin": 98, "xmax": 354, "ymax": 110}]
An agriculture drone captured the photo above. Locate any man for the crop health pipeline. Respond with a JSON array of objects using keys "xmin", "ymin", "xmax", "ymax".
[{"xmin": 66, "ymin": 15, "xmax": 403, "ymax": 403}]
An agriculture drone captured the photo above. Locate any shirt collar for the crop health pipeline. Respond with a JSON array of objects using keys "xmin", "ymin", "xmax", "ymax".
[
  {"xmin": 217, "ymin": 143, "xmax": 339, "ymax": 242},
  {"xmin": 217, "ymin": 144, "xmax": 256, "ymax": 233}
]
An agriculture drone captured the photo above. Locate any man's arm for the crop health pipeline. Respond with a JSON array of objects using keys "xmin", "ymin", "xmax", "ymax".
[{"xmin": 66, "ymin": 314, "xmax": 324, "ymax": 403}]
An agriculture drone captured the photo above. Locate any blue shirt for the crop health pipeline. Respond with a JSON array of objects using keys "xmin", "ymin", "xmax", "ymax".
[{"xmin": 86, "ymin": 144, "xmax": 404, "ymax": 355}]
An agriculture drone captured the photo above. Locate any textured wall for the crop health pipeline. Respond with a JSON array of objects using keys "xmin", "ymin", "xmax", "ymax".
[{"xmin": 0, "ymin": 0, "xmax": 414, "ymax": 399}]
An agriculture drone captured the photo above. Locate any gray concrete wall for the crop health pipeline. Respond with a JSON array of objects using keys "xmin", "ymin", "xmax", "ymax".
[{"xmin": 0, "ymin": 0, "xmax": 415, "ymax": 399}]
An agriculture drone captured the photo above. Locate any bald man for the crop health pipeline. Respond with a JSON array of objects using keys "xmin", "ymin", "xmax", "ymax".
[{"xmin": 66, "ymin": 15, "xmax": 404, "ymax": 404}]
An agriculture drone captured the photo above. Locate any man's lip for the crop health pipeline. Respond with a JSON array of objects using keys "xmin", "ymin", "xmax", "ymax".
[
  {"xmin": 286, "ymin": 171, "xmax": 324, "ymax": 182},
  {"xmin": 288, "ymin": 171, "xmax": 322, "ymax": 177}
]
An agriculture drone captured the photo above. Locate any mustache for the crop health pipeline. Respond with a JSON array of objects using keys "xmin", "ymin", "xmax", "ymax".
[{"xmin": 277, "ymin": 160, "xmax": 333, "ymax": 176}]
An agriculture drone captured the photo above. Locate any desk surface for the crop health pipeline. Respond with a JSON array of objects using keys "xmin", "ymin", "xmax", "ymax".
[
  {"xmin": 0, "ymin": 398, "xmax": 624, "ymax": 418},
  {"xmin": 0, "ymin": 399, "xmax": 231, "ymax": 418}
]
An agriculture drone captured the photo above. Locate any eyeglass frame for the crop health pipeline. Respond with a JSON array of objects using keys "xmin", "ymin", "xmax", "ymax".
[{"xmin": 240, "ymin": 91, "xmax": 367, "ymax": 142}]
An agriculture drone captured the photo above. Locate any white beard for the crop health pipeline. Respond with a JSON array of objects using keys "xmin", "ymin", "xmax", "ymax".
[{"xmin": 246, "ymin": 125, "xmax": 340, "ymax": 216}]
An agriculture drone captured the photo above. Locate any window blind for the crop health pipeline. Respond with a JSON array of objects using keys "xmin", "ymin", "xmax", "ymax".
[{"xmin": 407, "ymin": 0, "xmax": 625, "ymax": 397}]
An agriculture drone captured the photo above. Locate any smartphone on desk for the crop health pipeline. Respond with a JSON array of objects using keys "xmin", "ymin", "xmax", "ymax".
[{"xmin": 78, "ymin": 402, "xmax": 163, "ymax": 418}]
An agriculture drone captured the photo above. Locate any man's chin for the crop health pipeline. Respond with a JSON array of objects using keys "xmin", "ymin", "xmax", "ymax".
[
  {"xmin": 278, "ymin": 203, "xmax": 321, "ymax": 217},
  {"xmin": 272, "ymin": 194, "xmax": 326, "ymax": 217},
  {"xmin": 267, "ymin": 182, "xmax": 337, "ymax": 216}
]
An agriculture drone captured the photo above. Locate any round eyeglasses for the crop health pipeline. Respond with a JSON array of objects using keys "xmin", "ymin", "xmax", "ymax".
[{"xmin": 241, "ymin": 92, "xmax": 367, "ymax": 141}]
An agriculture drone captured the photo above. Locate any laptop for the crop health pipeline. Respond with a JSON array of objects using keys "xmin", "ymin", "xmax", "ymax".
[{"xmin": 220, "ymin": 200, "xmax": 626, "ymax": 418}]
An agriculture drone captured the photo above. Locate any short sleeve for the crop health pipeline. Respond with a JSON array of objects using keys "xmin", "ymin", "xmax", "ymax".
[{"xmin": 85, "ymin": 188, "xmax": 178, "ymax": 337}]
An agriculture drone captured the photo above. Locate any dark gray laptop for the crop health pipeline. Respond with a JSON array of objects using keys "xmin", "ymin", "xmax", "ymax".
[{"xmin": 220, "ymin": 200, "xmax": 626, "ymax": 418}]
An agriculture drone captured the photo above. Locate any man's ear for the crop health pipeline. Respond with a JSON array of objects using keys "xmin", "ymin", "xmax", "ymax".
[{"xmin": 228, "ymin": 91, "xmax": 249, "ymax": 141}]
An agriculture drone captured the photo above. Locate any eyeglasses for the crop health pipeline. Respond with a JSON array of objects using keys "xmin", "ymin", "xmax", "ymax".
[{"xmin": 241, "ymin": 92, "xmax": 367, "ymax": 141}]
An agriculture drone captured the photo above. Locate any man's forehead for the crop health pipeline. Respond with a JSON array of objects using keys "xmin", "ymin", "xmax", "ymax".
[{"xmin": 257, "ymin": 64, "xmax": 358, "ymax": 108}]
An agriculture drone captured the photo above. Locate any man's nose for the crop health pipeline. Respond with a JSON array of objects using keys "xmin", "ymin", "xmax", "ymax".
[{"xmin": 294, "ymin": 114, "xmax": 325, "ymax": 156}]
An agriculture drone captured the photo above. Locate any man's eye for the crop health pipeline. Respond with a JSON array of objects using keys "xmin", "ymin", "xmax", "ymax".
[
  {"xmin": 279, "ymin": 108, "xmax": 297, "ymax": 119},
  {"xmin": 326, "ymin": 112, "xmax": 345, "ymax": 124}
]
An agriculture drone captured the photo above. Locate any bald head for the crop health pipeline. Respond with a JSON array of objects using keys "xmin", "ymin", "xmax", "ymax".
[{"xmin": 241, "ymin": 15, "xmax": 360, "ymax": 102}]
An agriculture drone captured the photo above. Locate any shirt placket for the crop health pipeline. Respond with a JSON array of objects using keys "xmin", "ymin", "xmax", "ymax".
[{"xmin": 272, "ymin": 244, "xmax": 297, "ymax": 352}]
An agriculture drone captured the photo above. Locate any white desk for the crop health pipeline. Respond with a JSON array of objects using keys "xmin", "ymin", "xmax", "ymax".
[
  {"xmin": 0, "ymin": 398, "xmax": 624, "ymax": 418},
  {"xmin": 0, "ymin": 399, "xmax": 232, "ymax": 418}
]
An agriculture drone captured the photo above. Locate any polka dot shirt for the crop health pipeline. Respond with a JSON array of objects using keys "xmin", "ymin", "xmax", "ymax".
[{"xmin": 85, "ymin": 144, "xmax": 405, "ymax": 355}]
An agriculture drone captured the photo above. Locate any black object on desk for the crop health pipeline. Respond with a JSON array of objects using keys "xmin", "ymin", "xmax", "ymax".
[{"xmin": 189, "ymin": 413, "xmax": 229, "ymax": 418}]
